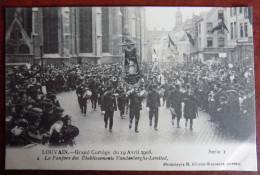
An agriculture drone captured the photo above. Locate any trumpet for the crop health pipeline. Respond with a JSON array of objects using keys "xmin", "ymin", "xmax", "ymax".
[
  {"xmin": 126, "ymin": 88, "xmax": 146, "ymax": 98},
  {"xmin": 126, "ymin": 88, "xmax": 134, "ymax": 96}
]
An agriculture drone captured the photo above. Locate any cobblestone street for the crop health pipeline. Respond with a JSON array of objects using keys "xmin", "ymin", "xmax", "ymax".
[{"xmin": 57, "ymin": 91, "xmax": 254, "ymax": 146}]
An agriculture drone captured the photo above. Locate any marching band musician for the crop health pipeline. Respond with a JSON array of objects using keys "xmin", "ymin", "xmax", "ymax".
[
  {"xmin": 128, "ymin": 84, "xmax": 143, "ymax": 133},
  {"xmin": 78, "ymin": 85, "xmax": 91, "ymax": 116},
  {"xmin": 101, "ymin": 86, "xmax": 117, "ymax": 132},
  {"xmin": 146, "ymin": 84, "xmax": 161, "ymax": 131},
  {"xmin": 76, "ymin": 84, "xmax": 84, "ymax": 113},
  {"xmin": 116, "ymin": 85, "xmax": 127, "ymax": 119},
  {"xmin": 89, "ymin": 77, "xmax": 99, "ymax": 111}
]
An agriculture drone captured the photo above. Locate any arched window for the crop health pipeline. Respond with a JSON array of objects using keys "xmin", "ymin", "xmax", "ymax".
[
  {"xmin": 102, "ymin": 7, "xmax": 109, "ymax": 53},
  {"xmin": 79, "ymin": 7, "xmax": 93, "ymax": 53},
  {"xmin": 10, "ymin": 23, "xmax": 23, "ymax": 40},
  {"xmin": 19, "ymin": 44, "xmax": 30, "ymax": 54},
  {"xmin": 6, "ymin": 44, "xmax": 14, "ymax": 54},
  {"xmin": 42, "ymin": 7, "xmax": 59, "ymax": 54}
]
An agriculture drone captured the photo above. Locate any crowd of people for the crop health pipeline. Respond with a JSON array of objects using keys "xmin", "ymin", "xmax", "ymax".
[
  {"xmin": 5, "ymin": 58, "xmax": 255, "ymax": 147},
  {"xmin": 5, "ymin": 64, "xmax": 80, "ymax": 147}
]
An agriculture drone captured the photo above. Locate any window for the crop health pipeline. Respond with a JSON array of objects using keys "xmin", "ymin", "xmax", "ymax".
[
  {"xmin": 230, "ymin": 8, "xmax": 232, "ymax": 17},
  {"xmin": 118, "ymin": 8, "xmax": 123, "ymax": 36},
  {"xmin": 132, "ymin": 15, "xmax": 136, "ymax": 37},
  {"xmin": 43, "ymin": 7, "xmax": 59, "ymax": 54},
  {"xmin": 207, "ymin": 38, "xmax": 213, "ymax": 47},
  {"xmin": 19, "ymin": 44, "xmax": 30, "ymax": 54},
  {"xmin": 239, "ymin": 7, "xmax": 243, "ymax": 13},
  {"xmin": 244, "ymin": 22, "xmax": 248, "ymax": 37},
  {"xmin": 120, "ymin": 7, "xmax": 125, "ymax": 38},
  {"xmin": 244, "ymin": 7, "xmax": 249, "ymax": 18},
  {"xmin": 20, "ymin": 8, "xmax": 32, "ymax": 37},
  {"xmin": 199, "ymin": 38, "xmax": 201, "ymax": 48},
  {"xmin": 102, "ymin": 7, "xmax": 110, "ymax": 52},
  {"xmin": 199, "ymin": 23, "xmax": 201, "ymax": 35},
  {"xmin": 240, "ymin": 23, "xmax": 243, "ymax": 37},
  {"xmin": 231, "ymin": 23, "xmax": 234, "ymax": 39},
  {"xmin": 234, "ymin": 22, "xmax": 237, "ymax": 39},
  {"xmin": 112, "ymin": 10, "xmax": 118, "ymax": 35},
  {"xmin": 206, "ymin": 23, "xmax": 213, "ymax": 33},
  {"xmin": 79, "ymin": 7, "xmax": 93, "ymax": 53},
  {"xmin": 218, "ymin": 10, "xmax": 224, "ymax": 20},
  {"xmin": 233, "ymin": 7, "xmax": 237, "ymax": 16},
  {"xmin": 218, "ymin": 37, "xmax": 224, "ymax": 47},
  {"xmin": 136, "ymin": 9, "xmax": 141, "ymax": 38},
  {"xmin": 6, "ymin": 44, "xmax": 14, "ymax": 54}
]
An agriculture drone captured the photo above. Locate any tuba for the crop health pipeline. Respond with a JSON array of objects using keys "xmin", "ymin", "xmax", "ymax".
[{"xmin": 111, "ymin": 76, "xmax": 117, "ymax": 82}]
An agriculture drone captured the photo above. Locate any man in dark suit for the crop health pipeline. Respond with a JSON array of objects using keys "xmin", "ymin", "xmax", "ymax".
[
  {"xmin": 101, "ymin": 86, "xmax": 117, "ymax": 132},
  {"xmin": 146, "ymin": 84, "xmax": 161, "ymax": 131},
  {"xmin": 212, "ymin": 83, "xmax": 226, "ymax": 121},
  {"xmin": 76, "ymin": 84, "xmax": 84, "ymax": 112},
  {"xmin": 116, "ymin": 86, "xmax": 127, "ymax": 118},
  {"xmin": 128, "ymin": 86, "xmax": 142, "ymax": 133},
  {"xmin": 89, "ymin": 78, "xmax": 99, "ymax": 111},
  {"xmin": 167, "ymin": 84, "xmax": 184, "ymax": 128}
]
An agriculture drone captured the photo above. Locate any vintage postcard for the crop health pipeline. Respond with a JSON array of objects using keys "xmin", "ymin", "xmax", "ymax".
[{"xmin": 5, "ymin": 6, "xmax": 257, "ymax": 170}]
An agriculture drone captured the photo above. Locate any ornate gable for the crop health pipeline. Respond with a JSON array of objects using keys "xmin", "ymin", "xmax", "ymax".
[{"xmin": 5, "ymin": 12, "xmax": 32, "ymax": 54}]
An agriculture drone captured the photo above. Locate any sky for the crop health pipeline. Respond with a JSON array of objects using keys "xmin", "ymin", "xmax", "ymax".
[{"xmin": 145, "ymin": 7, "xmax": 212, "ymax": 31}]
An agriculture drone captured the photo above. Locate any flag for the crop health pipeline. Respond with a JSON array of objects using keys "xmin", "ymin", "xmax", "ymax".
[
  {"xmin": 212, "ymin": 20, "xmax": 229, "ymax": 33},
  {"xmin": 222, "ymin": 21, "xmax": 229, "ymax": 32},
  {"xmin": 211, "ymin": 24, "xmax": 222, "ymax": 33},
  {"xmin": 168, "ymin": 34, "xmax": 175, "ymax": 47},
  {"xmin": 153, "ymin": 48, "xmax": 157, "ymax": 54},
  {"xmin": 185, "ymin": 31, "xmax": 195, "ymax": 47}
]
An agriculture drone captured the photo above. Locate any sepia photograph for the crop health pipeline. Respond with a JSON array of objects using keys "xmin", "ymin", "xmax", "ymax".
[{"xmin": 4, "ymin": 6, "xmax": 257, "ymax": 170}]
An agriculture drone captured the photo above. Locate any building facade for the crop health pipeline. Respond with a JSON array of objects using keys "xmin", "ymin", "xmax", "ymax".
[
  {"xmin": 5, "ymin": 7, "xmax": 147, "ymax": 65},
  {"xmin": 226, "ymin": 7, "xmax": 253, "ymax": 63},
  {"xmin": 194, "ymin": 8, "xmax": 228, "ymax": 62},
  {"xmin": 193, "ymin": 7, "xmax": 253, "ymax": 63}
]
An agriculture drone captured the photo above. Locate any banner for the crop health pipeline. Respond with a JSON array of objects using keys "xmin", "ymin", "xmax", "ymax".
[{"xmin": 124, "ymin": 48, "xmax": 140, "ymax": 85}]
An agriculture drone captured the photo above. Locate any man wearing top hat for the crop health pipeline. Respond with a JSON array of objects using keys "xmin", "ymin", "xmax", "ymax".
[
  {"xmin": 116, "ymin": 85, "xmax": 127, "ymax": 119},
  {"xmin": 183, "ymin": 84, "xmax": 198, "ymax": 130},
  {"xmin": 101, "ymin": 86, "xmax": 117, "ymax": 132},
  {"xmin": 146, "ymin": 84, "xmax": 161, "ymax": 131},
  {"xmin": 89, "ymin": 78, "xmax": 99, "ymax": 111},
  {"xmin": 167, "ymin": 84, "xmax": 184, "ymax": 128},
  {"xmin": 128, "ymin": 84, "xmax": 142, "ymax": 132}
]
